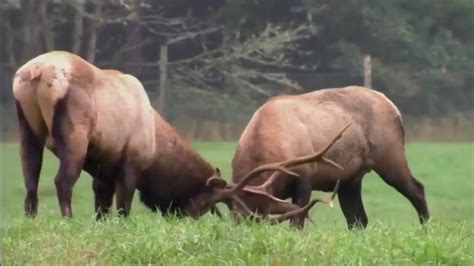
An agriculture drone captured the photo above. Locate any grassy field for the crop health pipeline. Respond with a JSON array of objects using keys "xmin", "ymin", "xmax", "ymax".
[{"xmin": 1, "ymin": 142, "xmax": 473, "ymax": 265}]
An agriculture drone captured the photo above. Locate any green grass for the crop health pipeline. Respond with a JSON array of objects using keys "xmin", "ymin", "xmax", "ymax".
[{"xmin": 1, "ymin": 142, "xmax": 474, "ymax": 265}]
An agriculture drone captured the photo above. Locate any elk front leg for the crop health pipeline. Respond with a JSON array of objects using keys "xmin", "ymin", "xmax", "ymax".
[
  {"xmin": 210, "ymin": 206, "xmax": 223, "ymax": 218},
  {"xmin": 115, "ymin": 164, "xmax": 137, "ymax": 217},
  {"xmin": 291, "ymin": 177, "xmax": 312, "ymax": 228},
  {"xmin": 338, "ymin": 179, "xmax": 368, "ymax": 229},
  {"xmin": 93, "ymin": 177, "xmax": 115, "ymax": 220}
]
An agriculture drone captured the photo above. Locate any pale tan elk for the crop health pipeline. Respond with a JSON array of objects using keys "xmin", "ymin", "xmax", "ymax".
[
  {"xmin": 230, "ymin": 86, "xmax": 430, "ymax": 229},
  {"xmin": 12, "ymin": 51, "xmax": 339, "ymax": 222}
]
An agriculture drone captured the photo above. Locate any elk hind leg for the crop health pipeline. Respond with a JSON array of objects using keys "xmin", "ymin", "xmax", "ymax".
[
  {"xmin": 374, "ymin": 153, "xmax": 430, "ymax": 224},
  {"xmin": 53, "ymin": 131, "xmax": 88, "ymax": 218},
  {"xmin": 51, "ymin": 96, "xmax": 89, "ymax": 218},
  {"xmin": 16, "ymin": 101, "xmax": 45, "ymax": 217}
]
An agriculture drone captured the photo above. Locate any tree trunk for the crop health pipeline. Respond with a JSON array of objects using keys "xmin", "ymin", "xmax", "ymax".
[
  {"xmin": 39, "ymin": 0, "xmax": 54, "ymax": 51},
  {"xmin": 158, "ymin": 45, "xmax": 168, "ymax": 116},
  {"xmin": 5, "ymin": 16, "xmax": 17, "ymax": 67},
  {"xmin": 187, "ymin": 119, "xmax": 198, "ymax": 140},
  {"xmin": 71, "ymin": 1, "xmax": 84, "ymax": 54},
  {"xmin": 86, "ymin": 2, "xmax": 100, "ymax": 63},
  {"xmin": 364, "ymin": 55, "xmax": 372, "ymax": 89},
  {"xmin": 21, "ymin": 0, "xmax": 37, "ymax": 62}
]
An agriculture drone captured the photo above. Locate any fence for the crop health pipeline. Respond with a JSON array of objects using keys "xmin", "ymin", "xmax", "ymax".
[{"xmin": 1, "ymin": 54, "xmax": 472, "ymax": 142}]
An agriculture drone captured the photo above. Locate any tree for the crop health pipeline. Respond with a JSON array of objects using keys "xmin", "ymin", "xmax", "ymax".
[
  {"xmin": 0, "ymin": 0, "xmax": 316, "ymax": 138},
  {"xmin": 1, "ymin": 0, "xmax": 472, "ymax": 140}
]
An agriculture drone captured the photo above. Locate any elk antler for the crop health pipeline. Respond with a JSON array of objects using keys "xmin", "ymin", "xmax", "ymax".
[
  {"xmin": 225, "ymin": 121, "xmax": 351, "ymax": 196},
  {"xmin": 269, "ymin": 179, "xmax": 341, "ymax": 225},
  {"xmin": 212, "ymin": 122, "xmax": 351, "ymax": 220},
  {"xmin": 255, "ymin": 171, "xmax": 282, "ymax": 190},
  {"xmin": 236, "ymin": 180, "xmax": 342, "ymax": 225}
]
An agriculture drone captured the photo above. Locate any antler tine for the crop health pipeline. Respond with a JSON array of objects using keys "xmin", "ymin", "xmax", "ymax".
[
  {"xmin": 256, "ymin": 171, "xmax": 282, "ymax": 190},
  {"xmin": 242, "ymin": 187, "xmax": 289, "ymax": 203},
  {"xmin": 322, "ymin": 157, "xmax": 343, "ymax": 170},
  {"xmin": 231, "ymin": 180, "xmax": 342, "ymax": 226},
  {"xmin": 230, "ymin": 197, "xmax": 317, "ymax": 225},
  {"xmin": 231, "ymin": 195, "xmax": 256, "ymax": 216},
  {"xmin": 235, "ymin": 198, "xmax": 324, "ymax": 226},
  {"xmin": 319, "ymin": 121, "xmax": 352, "ymax": 159},
  {"xmin": 330, "ymin": 179, "xmax": 341, "ymax": 200},
  {"xmin": 229, "ymin": 165, "xmax": 299, "ymax": 194},
  {"xmin": 270, "ymin": 198, "xmax": 319, "ymax": 224},
  {"xmin": 307, "ymin": 179, "xmax": 341, "ymax": 208},
  {"xmin": 280, "ymin": 122, "xmax": 352, "ymax": 169},
  {"xmin": 270, "ymin": 179, "xmax": 341, "ymax": 224}
]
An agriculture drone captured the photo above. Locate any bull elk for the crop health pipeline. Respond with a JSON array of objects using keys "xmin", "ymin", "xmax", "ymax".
[
  {"xmin": 231, "ymin": 86, "xmax": 430, "ymax": 229},
  {"xmin": 12, "ymin": 51, "xmax": 337, "ymax": 223}
]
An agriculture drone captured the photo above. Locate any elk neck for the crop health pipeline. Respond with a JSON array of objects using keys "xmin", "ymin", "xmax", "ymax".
[{"xmin": 148, "ymin": 111, "xmax": 215, "ymax": 184}]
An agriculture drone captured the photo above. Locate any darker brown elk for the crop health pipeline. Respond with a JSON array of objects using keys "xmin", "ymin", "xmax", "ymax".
[
  {"xmin": 12, "ymin": 51, "xmax": 327, "ymax": 222},
  {"xmin": 230, "ymin": 86, "xmax": 430, "ymax": 229}
]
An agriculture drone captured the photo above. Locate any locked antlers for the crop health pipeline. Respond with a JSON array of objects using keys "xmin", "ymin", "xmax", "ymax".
[
  {"xmin": 228, "ymin": 122, "xmax": 351, "ymax": 195},
  {"xmin": 218, "ymin": 122, "xmax": 351, "ymax": 223},
  {"xmin": 267, "ymin": 179, "xmax": 341, "ymax": 224}
]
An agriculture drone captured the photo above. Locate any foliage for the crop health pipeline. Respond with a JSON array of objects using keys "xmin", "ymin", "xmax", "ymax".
[
  {"xmin": 305, "ymin": 0, "xmax": 474, "ymax": 116},
  {"xmin": 1, "ymin": 0, "xmax": 314, "ymax": 123},
  {"xmin": 221, "ymin": 0, "xmax": 473, "ymax": 116},
  {"xmin": 0, "ymin": 0, "xmax": 472, "ymax": 136}
]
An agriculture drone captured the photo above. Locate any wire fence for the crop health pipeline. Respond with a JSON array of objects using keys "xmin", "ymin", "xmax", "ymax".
[{"xmin": 3, "ymin": 63, "xmax": 472, "ymax": 142}]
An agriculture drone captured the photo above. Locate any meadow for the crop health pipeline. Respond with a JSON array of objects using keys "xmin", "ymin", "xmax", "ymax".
[{"xmin": 1, "ymin": 142, "xmax": 473, "ymax": 265}]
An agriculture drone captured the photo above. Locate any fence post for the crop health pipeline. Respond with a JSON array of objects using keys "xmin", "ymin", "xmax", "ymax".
[
  {"xmin": 158, "ymin": 45, "xmax": 168, "ymax": 115},
  {"xmin": 364, "ymin": 55, "xmax": 372, "ymax": 88}
]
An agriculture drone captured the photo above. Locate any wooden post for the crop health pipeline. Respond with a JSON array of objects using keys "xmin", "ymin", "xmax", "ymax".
[
  {"xmin": 158, "ymin": 45, "xmax": 168, "ymax": 115},
  {"xmin": 364, "ymin": 55, "xmax": 372, "ymax": 88},
  {"xmin": 86, "ymin": 1, "xmax": 100, "ymax": 63}
]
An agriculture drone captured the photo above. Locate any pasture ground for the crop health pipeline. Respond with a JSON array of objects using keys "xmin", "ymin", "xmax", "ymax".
[{"xmin": 1, "ymin": 142, "xmax": 473, "ymax": 265}]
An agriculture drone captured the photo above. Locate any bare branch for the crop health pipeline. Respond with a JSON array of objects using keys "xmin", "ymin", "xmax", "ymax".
[
  {"xmin": 4, "ymin": 15, "xmax": 17, "ymax": 67},
  {"xmin": 68, "ymin": 2, "xmax": 140, "ymax": 25},
  {"xmin": 166, "ymin": 26, "xmax": 223, "ymax": 45}
]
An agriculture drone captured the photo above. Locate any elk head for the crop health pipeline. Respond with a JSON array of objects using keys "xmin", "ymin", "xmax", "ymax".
[{"xmin": 183, "ymin": 122, "xmax": 351, "ymax": 223}]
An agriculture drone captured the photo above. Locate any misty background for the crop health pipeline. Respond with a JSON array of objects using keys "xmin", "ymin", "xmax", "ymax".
[{"xmin": 1, "ymin": 0, "xmax": 472, "ymax": 141}]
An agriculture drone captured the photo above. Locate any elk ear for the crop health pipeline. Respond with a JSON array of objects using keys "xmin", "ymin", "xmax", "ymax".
[
  {"xmin": 214, "ymin": 167, "xmax": 222, "ymax": 177},
  {"xmin": 206, "ymin": 176, "xmax": 227, "ymax": 189}
]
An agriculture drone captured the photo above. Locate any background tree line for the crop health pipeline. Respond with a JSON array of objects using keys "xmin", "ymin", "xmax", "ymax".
[{"xmin": 1, "ymin": 0, "xmax": 472, "ymax": 140}]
